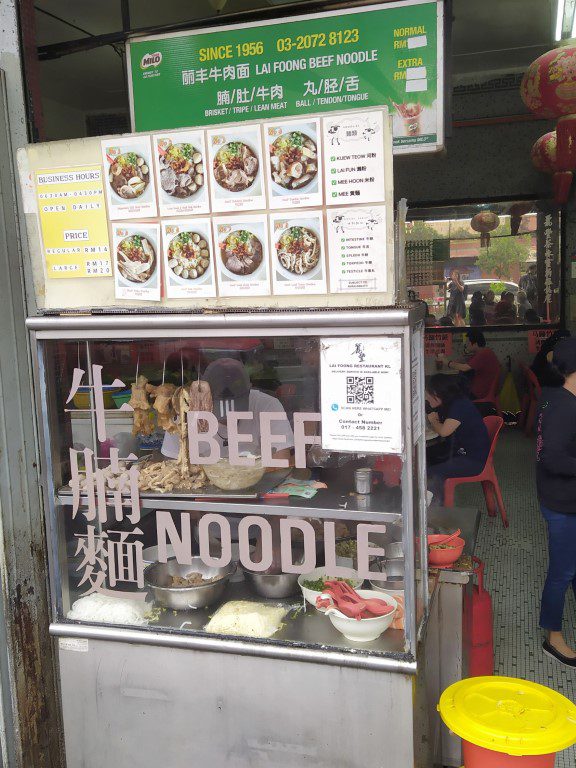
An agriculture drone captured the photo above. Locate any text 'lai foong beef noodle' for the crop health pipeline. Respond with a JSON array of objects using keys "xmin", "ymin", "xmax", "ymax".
[
  {"xmin": 270, "ymin": 131, "xmax": 318, "ymax": 190},
  {"xmin": 168, "ymin": 232, "xmax": 210, "ymax": 280},
  {"xmin": 220, "ymin": 230, "xmax": 263, "ymax": 276},
  {"xmin": 117, "ymin": 235, "xmax": 156, "ymax": 283},
  {"xmin": 159, "ymin": 143, "xmax": 204, "ymax": 198},
  {"xmin": 109, "ymin": 152, "xmax": 149, "ymax": 199},
  {"xmin": 276, "ymin": 226, "xmax": 320, "ymax": 275},
  {"xmin": 213, "ymin": 142, "xmax": 259, "ymax": 192}
]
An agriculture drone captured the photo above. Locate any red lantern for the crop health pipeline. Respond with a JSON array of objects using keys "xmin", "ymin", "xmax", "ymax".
[
  {"xmin": 521, "ymin": 44, "xmax": 576, "ymax": 170},
  {"xmin": 470, "ymin": 211, "xmax": 500, "ymax": 247},
  {"xmin": 508, "ymin": 202, "xmax": 533, "ymax": 236},
  {"xmin": 531, "ymin": 130, "xmax": 573, "ymax": 203}
]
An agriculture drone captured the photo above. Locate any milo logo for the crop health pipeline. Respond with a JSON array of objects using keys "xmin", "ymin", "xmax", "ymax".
[{"xmin": 141, "ymin": 52, "xmax": 162, "ymax": 69}]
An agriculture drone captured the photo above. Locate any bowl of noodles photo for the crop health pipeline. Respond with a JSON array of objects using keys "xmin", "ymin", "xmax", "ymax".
[
  {"xmin": 219, "ymin": 228, "xmax": 264, "ymax": 281},
  {"xmin": 116, "ymin": 234, "xmax": 156, "ymax": 284},
  {"xmin": 167, "ymin": 231, "xmax": 210, "ymax": 284},
  {"xmin": 109, "ymin": 151, "xmax": 150, "ymax": 200},
  {"xmin": 212, "ymin": 140, "xmax": 259, "ymax": 195},
  {"xmin": 269, "ymin": 130, "xmax": 318, "ymax": 195},
  {"xmin": 275, "ymin": 224, "xmax": 322, "ymax": 282}
]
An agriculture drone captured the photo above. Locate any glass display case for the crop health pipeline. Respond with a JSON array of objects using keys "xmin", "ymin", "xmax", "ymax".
[{"xmin": 31, "ymin": 307, "xmax": 427, "ymax": 663}]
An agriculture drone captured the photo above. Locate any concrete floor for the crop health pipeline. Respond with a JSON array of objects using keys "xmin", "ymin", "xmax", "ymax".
[{"xmin": 455, "ymin": 428, "xmax": 576, "ymax": 768}]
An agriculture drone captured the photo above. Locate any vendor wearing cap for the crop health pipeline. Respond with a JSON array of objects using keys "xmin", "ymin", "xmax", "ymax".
[
  {"xmin": 161, "ymin": 357, "xmax": 294, "ymax": 461},
  {"xmin": 537, "ymin": 336, "xmax": 576, "ymax": 667}
]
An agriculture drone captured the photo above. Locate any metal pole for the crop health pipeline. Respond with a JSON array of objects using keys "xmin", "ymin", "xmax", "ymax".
[{"xmin": 0, "ymin": 1, "xmax": 63, "ymax": 764}]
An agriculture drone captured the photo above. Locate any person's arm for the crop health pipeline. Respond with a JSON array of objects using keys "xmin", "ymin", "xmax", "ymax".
[
  {"xmin": 428, "ymin": 411, "xmax": 460, "ymax": 438},
  {"xmin": 539, "ymin": 402, "xmax": 576, "ymax": 477},
  {"xmin": 439, "ymin": 355, "xmax": 472, "ymax": 372}
]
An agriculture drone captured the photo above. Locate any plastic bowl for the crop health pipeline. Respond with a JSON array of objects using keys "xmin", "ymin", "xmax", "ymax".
[
  {"xmin": 298, "ymin": 567, "xmax": 364, "ymax": 609},
  {"xmin": 112, "ymin": 389, "xmax": 132, "ymax": 408},
  {"xmin": 427, "ymin": 535, "xmax": 465, "ymax": 567},
  {"xmin": 72, "ymin": 385, "xmax": 120, "ymax": 410},
  {"xmin": 324, "ymin": 589, "xmax": 397, "ymax": 642},
  {"xmin": 203, "ymin": 459, "xmax": 265, "ymax": 490}
]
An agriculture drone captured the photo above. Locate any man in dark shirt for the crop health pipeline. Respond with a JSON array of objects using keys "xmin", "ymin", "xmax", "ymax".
[
  {"xmin": 537, "ymin": 337, "xmax": 576, "ymax": 667},
  {"xmin": 441, "ymin": 330, "xmax": 501, "ymax": 400}
]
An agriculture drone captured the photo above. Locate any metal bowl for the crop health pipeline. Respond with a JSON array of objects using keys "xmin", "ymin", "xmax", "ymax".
[
  {"xmin": 144, "ymin": 557, "xmax": 235, "ymax": 611},
  {"xmin": 244, "ymin": 570, "xmax": 301, "ymax": 599},
  {"xmin": 370, "ymin": 575, "xmax": 405, "ymax": 592}
]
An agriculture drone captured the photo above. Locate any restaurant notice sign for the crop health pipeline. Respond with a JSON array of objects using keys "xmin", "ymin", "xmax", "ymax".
[
  {"xmin": 320, "ymin": 336, "xmax": 403, "ymax": 454},
  {"xmin": 127, "ymin": 0, "xmax": 444, "ymax": 154}
]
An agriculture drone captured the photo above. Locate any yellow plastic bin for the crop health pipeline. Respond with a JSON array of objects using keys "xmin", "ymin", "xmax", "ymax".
[{"xmin": 438, "ymin": 676, "xmax": 576, "ymax": 768}]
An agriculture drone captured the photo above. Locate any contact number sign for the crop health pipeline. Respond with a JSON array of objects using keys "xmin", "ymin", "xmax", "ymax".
[{"xmin": 320, "ymin": 336, "xmax": 403, "ymax": 454}]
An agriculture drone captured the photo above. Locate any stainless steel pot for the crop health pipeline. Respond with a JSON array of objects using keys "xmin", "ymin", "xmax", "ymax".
[
  {"xmin": 385, "ymin": 541, "xmax": 404, "ymax": 560},
  {"xmin": 144, "ymin": 557, "xmax": 235, "ymax": 611},
  {"xmin": 244, "ymin": 570, "xmax": 301, "ymax": 599}
]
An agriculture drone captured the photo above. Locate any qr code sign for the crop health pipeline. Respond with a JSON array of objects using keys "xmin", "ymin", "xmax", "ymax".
[{"xmin": 346, "ymin": 376, "xmax": 374, "ymax": 404}]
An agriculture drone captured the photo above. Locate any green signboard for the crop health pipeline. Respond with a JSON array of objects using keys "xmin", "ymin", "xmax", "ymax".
[{"xmin": 127, "ymin": 0, "xmax": 444, "ymax": 154}]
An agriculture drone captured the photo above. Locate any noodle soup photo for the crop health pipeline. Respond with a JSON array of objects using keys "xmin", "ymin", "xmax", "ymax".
[
  {"xmin": 265, "ymin": 119, "xmax": 323, "ymax": 209},
  {"xmin": 161, "ymin": 218, "xmax": 216, "ymax": 299},
  {"xmin": 270, "ymin": 213, "xmax": 327, "ymax": 296},
  {"xmin": 213, "ymin": 215, "xmax": 271, "ymax": 298},
  {"xmin": 113, "ymin": 223, "xmax": 161, "ymax": 302},
  {"xmin": 101, "ymin": 135, "xmax": 158, "ymax": 220},
  {"xmin": 207, "ymin": 125, "xmax": 266, "ymax": 213},
  {"xmin": 154, "ymin": 130, "xmax": 210, "ymax": 217}
]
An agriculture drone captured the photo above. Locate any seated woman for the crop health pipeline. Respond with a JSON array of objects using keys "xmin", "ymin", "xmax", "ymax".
[{"xmin": 426, "ymin": 374, "xmax": 490, "ymax": 504}]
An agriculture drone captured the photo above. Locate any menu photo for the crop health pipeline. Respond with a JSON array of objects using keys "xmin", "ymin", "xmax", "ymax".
[
  {"xmin": 322, "ymin": 110, "xmax": 386, "ymax": 206},
  {"xmin": 213, "ymin": 214, "xmax": 270, "ymax": 298},
  {"xmin": 327, "ymin": 206, "xmax": 387, "ymax": 294},
  {"xmin": 207, "ymin": 125, "xmax": 266, "ymax": 213},
  {"xmin": 153, "ymin": 130, "xmax": 209, "ymax": 217},
  {"xmin": 112, "ymin": 222, "xmax": 161, "ymax": 302},
  {"xmin": 161, "ymin": 219, "xmax": 216, "ymax": 299},
  {"xmin": 270, "ymin": 211, "xmax": 327, "ymax": 296},
  {"xmin": 101, "ymin": 135, "xmax": 158, "ymax": 220},
  {"xmin": 264, "ymin": 118, "xmax": 323, "ymax": 210}
]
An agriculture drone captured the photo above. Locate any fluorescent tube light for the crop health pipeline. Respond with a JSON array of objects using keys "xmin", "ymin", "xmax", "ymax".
[{"xmin": 557, "ymin": 0, "xmax": 566, "ymax": 40}]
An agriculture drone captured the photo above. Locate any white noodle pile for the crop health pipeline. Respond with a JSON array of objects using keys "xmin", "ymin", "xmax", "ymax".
[
  {"xmin": 204, "ymin": 600, "xmax": 286, "ymax": 638},
  {"xmin": 67, "ymin": 593, "xmax": 149, "ymax": 626}
]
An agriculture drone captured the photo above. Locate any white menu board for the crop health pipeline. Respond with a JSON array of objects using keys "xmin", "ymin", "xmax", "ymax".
[
  {"xmin": 327, "ymin": 206, "xmax": 387, "ymax": 293},
  {"xmin": 101, "ymin": 135, "xmax": 157, "ymax": 220},
  {"xmin": 112, "ymin": 223, "xmax": 161, "ymax": 302},
  {"xmin": 207, "ymin": 125, "xmax": 266, "ymax": 213},
  {"xmin": 320, "ymin": 336, "xmax": 402, "ymax": 454},
  {"xmin": 213, "ymin": 214, "xmax": 270, "ymax": 297},
  {"xmin": 323, "ymin": 111, "xmax": 386, "ymax": 206},
  {"xmin": 162, "ymin": 219, "xmax": 216, "ymax": 299},
  {"xmin": 270, "ymin": 211, "xmax": 327, "ymax": 296},
  {"xmin": 264, "ymin": 118, "xmax": 323, "ymax": 210},
  {"xmin": 153, "ymin": 130, "xmax": 209, "ymax": 217}
]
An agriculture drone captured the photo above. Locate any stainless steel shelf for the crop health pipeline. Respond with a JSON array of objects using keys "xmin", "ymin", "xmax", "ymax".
[{"xmin": 57, "ymin": 487, "xmax": 403, "ymax": 524}]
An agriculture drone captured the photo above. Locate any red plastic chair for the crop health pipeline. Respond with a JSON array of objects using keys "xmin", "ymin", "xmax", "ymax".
[
  {"xmin": 443, "ymin": 415, "xmax": 508, "ymax": 528},
  {"xmin": 473, "ymin": 365, "xmax": 503, "ymax": 416},
  {"xmin": 518, "ymin": 362, "xmax": 541, "ymax": 437}
]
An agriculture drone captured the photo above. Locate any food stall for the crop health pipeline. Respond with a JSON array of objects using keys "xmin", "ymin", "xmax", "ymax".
[
  {"xmin": 27, "ymin": 305, "xmax": 444, "ymax": 768},
  {"xmin": 14, "ymin": 2, "xmax": 475, "ymax": 765}
]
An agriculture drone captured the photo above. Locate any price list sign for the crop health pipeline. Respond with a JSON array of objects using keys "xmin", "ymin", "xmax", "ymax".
[
  {"xmin": 35, "ymin": 166, "xmax": 112, "ymax": 279},
  {"xmin": 128, "ymin": 1, "xmax": 444, "ymax": 154}
]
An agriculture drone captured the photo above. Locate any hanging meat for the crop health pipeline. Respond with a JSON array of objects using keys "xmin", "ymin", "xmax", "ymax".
[
  {"xmin": 189, "ymin": 379, "xmax": 213, "ymax": 433},
  {"xmin": 146, "ymin": 382, "xmax": 177, "ymax": 432},
  {"xmin": 128, "ymin": 375, "xmax": 153, "ymax": 436}
]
